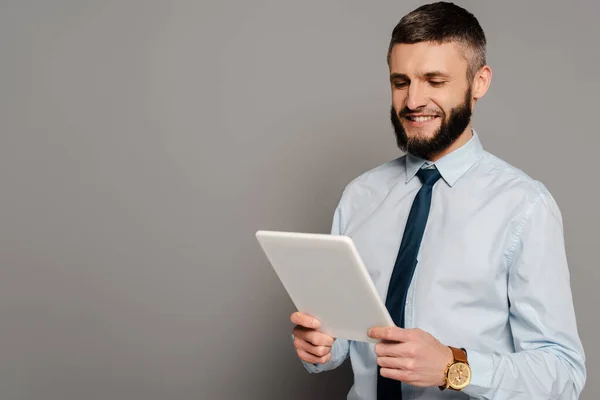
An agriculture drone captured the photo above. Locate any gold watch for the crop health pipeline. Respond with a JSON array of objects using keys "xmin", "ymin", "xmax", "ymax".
[{"xmin": 439, "ymin": 346, "xmax": 471, "ymax": 391}]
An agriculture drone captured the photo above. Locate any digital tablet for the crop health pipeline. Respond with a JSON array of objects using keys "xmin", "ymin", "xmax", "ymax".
[{"xmin": 255, "ymin": 230, "xmax": 395, "ymax": 343}]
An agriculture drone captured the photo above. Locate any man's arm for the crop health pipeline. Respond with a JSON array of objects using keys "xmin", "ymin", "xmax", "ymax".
[{"xmin": 463, "ymin": 185, "xmax": 586, "ymax": 399}]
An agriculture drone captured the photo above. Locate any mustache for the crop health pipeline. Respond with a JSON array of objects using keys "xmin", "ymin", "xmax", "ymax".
[{"xmin": 398, "ymin": 107, "xmax": 443, "ymax": 118}]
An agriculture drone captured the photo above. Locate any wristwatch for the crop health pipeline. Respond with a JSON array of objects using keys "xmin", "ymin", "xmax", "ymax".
[{"xmin": 439, "ymin": 346, "xmax": 471, "ymax": 391}]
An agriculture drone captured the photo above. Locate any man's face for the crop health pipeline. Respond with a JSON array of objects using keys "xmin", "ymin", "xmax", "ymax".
[{"xmin": 389, "ymin": 42, "xmax": 474, "ymax": 158}]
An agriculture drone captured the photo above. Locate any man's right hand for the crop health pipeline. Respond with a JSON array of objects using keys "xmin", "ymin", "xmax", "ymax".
[{"xmin": 291, "ymin": 311, "xmax": 336, "ymax": 364}]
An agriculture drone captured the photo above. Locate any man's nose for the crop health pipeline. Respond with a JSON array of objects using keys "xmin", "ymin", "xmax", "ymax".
[{"xmin": 405, "ymin": 83, "xmax": 428, "ymax": 110}]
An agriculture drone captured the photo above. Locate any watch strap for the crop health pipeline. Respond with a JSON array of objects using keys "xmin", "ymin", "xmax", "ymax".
[{"xmin": 450, "ymin": 346, "xmax": 468, "ymax": 364}]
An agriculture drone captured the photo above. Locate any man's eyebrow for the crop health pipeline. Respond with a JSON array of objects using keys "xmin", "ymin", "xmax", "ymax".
[
  {"xmin": 422, "ymin": 71, "xmax": 452, "ymax": 79},
  {"xmin": 389, "ymin": 71, "xmax": 452, "ymax": 81},
  {"xmin": 390, "ymin": 73, "xmax": 409, "ymax": 81}
]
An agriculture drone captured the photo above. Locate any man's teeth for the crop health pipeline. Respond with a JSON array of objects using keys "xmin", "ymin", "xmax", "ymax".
[{"xmin": 410, "ymin": 116, "xmax": 436, "ymax": 122}]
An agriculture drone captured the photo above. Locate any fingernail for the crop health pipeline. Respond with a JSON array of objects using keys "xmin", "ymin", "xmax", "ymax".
[{"xmin": 312, "ymin": 320, "xmax": 319, "ymax": 328}]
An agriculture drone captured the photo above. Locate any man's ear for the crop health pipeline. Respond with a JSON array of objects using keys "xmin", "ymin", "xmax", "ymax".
[{"xmin": 472, "ymin": 65, "xmax": 492, "ymax": 100}]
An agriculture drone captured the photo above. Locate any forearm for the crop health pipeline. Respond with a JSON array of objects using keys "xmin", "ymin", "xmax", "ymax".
[{"xmin": 463, "ymin": 346, "xmax": 586, "ymax": 399}]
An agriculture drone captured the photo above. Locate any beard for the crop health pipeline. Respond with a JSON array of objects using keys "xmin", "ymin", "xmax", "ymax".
[{"xmin": 391, "ymin": 87, "xmax": 472, "ymax": 159}]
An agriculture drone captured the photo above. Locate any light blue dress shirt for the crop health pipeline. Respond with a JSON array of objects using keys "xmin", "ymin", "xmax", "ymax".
[{"xmin": 299, "ymin": 131, "xmax": 586, "ymax": 399}]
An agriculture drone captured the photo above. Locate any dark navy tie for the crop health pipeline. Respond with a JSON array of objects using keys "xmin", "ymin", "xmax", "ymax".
[{"xmin": 377, "ymin": 166, "xmax": 442, "ymax": 400}]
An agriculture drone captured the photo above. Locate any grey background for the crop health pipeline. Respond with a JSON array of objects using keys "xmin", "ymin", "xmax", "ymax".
[{"xmin": 0, "ymin": 0, "xmax": 597, "ymax": 399}]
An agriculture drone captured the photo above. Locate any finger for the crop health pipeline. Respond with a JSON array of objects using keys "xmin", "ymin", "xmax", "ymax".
[
  {"xmin": 376, "ymin": 356, "xmax": 414, "ymax": 371},
  {"xmin": 296, "ymin": 348, "xmax": 332, "ymax": 365},
  {"xmin": 290, "ymin": 312, "xmax": 320, "ymax": 329},
  {"xmin": 374, "ymin": 341, "xmax": 401, "ymax": 357},
  {"xmin": 374, "ymin": 342, "xmax": 416, "ymax": 358},
  {"xmin": 368, "ymin": 326, "xmax": 411, "ymax": 342},
  {"xmin": 293, "ymin": 336, "xmax": 331, "ymax": 358},
  {"xmin": 293, "ymin": 326, "xmax": 335, "ymax": 347},
  {"xmin": 380, "ymin": 367, "xmax": 411, "ymax": 383},
  {"xmin": 304, "ymin": 329, "xmax": 335, "ymax": 347}
]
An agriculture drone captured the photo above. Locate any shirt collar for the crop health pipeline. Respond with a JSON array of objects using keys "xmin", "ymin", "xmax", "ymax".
[{"xmin": 405, "ymin": 129, "xmax": 484, "ymax": 187}]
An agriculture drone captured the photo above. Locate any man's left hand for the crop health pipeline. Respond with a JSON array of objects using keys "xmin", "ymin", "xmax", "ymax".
[{"xmin": 367, "ymin": 326, "xmax": 454, "ymax": 387}]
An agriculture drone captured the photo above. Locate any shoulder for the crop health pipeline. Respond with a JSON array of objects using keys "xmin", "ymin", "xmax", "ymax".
[
  {"xmin": 477, "ymin": 151, "xmax": 562, "ymax": 223},
  {"xmin": 330, "ymin": 156, "xmax": 405, "ymax": 232},
  {"xmin": 339, "ymin": 155, "xmax": 406, "ymax": 204},
  {"xmin": 478, "ymin": 151, "xmax": 549, "ymax": 196}
]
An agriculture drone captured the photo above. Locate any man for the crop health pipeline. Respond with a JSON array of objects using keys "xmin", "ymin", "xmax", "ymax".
[{"xmin": 290, "ymin": 2, "xmax": 586, "ymax": 399}]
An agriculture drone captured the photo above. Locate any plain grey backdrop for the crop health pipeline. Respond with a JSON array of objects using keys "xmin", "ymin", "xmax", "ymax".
[{"xmin": 0, "ymin": 0, "xmax": 598, "ymax": 399}]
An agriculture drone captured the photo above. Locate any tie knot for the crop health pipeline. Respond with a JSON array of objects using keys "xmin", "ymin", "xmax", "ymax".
[{"xmin": 416, "ymin": 166, "xmax": 442, "ymax": 186}]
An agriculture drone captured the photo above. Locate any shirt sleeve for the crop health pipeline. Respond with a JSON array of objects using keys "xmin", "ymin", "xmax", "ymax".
[
  {"xmin": 463, "ymin": 185, "xmax": 586, "ymax": 399},
  {"xmin": 294, "ymin": 202, "xmax": 352, "ymax": 373}
]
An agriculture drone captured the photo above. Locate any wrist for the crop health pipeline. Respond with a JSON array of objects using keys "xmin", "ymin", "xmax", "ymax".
[
  {"xmin": 438, "ymin": 346, "xmax": 454, "ymax": 386},
  {"xmin": 439, "ymin": 346, "xmax": 472, "ymax": 391}
]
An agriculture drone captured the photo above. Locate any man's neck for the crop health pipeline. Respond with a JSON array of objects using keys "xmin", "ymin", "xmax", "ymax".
[{"xmin": 425, "ymin": 126, "xmax": 473, "ymax": 162}]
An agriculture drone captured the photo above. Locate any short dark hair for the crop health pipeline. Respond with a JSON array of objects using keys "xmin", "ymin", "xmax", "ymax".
[{"xmin": 387, "ymin": 2, "xmax": 487, "ymax": 82}]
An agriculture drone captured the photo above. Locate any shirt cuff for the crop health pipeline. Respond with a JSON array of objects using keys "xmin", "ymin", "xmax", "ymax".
[
  {"xmin": 301, "ymin": 360, "xmax": 324, "ymax": 373},
  {"xmin": 461, "ymin": 348, "xmax": 494, "ymax": 398}
]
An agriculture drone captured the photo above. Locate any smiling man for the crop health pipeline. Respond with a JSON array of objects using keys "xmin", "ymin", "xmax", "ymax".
[{"xmin": 290, "ymin": 2, "xmax": 586, "ymax": 400}]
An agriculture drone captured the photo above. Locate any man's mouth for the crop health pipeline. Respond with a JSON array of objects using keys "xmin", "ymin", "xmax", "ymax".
[{"xmin": 404, "ymin": 115, "xmax": 439, "ymax": 122}]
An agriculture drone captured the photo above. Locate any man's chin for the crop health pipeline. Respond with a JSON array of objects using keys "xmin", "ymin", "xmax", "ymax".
[{"xmin": 402, "ymin": 125, "xmax": 440, "ymax": 141}]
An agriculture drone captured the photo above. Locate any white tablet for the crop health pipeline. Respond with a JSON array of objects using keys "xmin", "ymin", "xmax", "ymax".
[{"xmin": 255, "ymin": 230, "xmax": 395, "ymax": 343}]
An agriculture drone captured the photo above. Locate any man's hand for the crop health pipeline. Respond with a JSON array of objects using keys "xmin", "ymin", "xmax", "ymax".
[
  {"xmin": 291, "ymin": 312, "xmax": 336, "ymax": 364},
  {"xmin": 368, "ymin": 326, "xmax": 453, "ymax": 387}
]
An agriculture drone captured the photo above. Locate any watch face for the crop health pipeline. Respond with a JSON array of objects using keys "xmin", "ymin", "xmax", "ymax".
[{"xmin": 448, "ymin": 362, "xmax": 471, "ymax": 390}]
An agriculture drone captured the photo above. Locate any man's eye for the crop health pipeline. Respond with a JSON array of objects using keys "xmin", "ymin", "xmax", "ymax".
[
  {"xmin": 429, "ymin": 81, "xmax": 446, "ymax": 87},
  {"xmin": 393, "ymin": 82, "xmax": 408, "ymax": 89}
]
